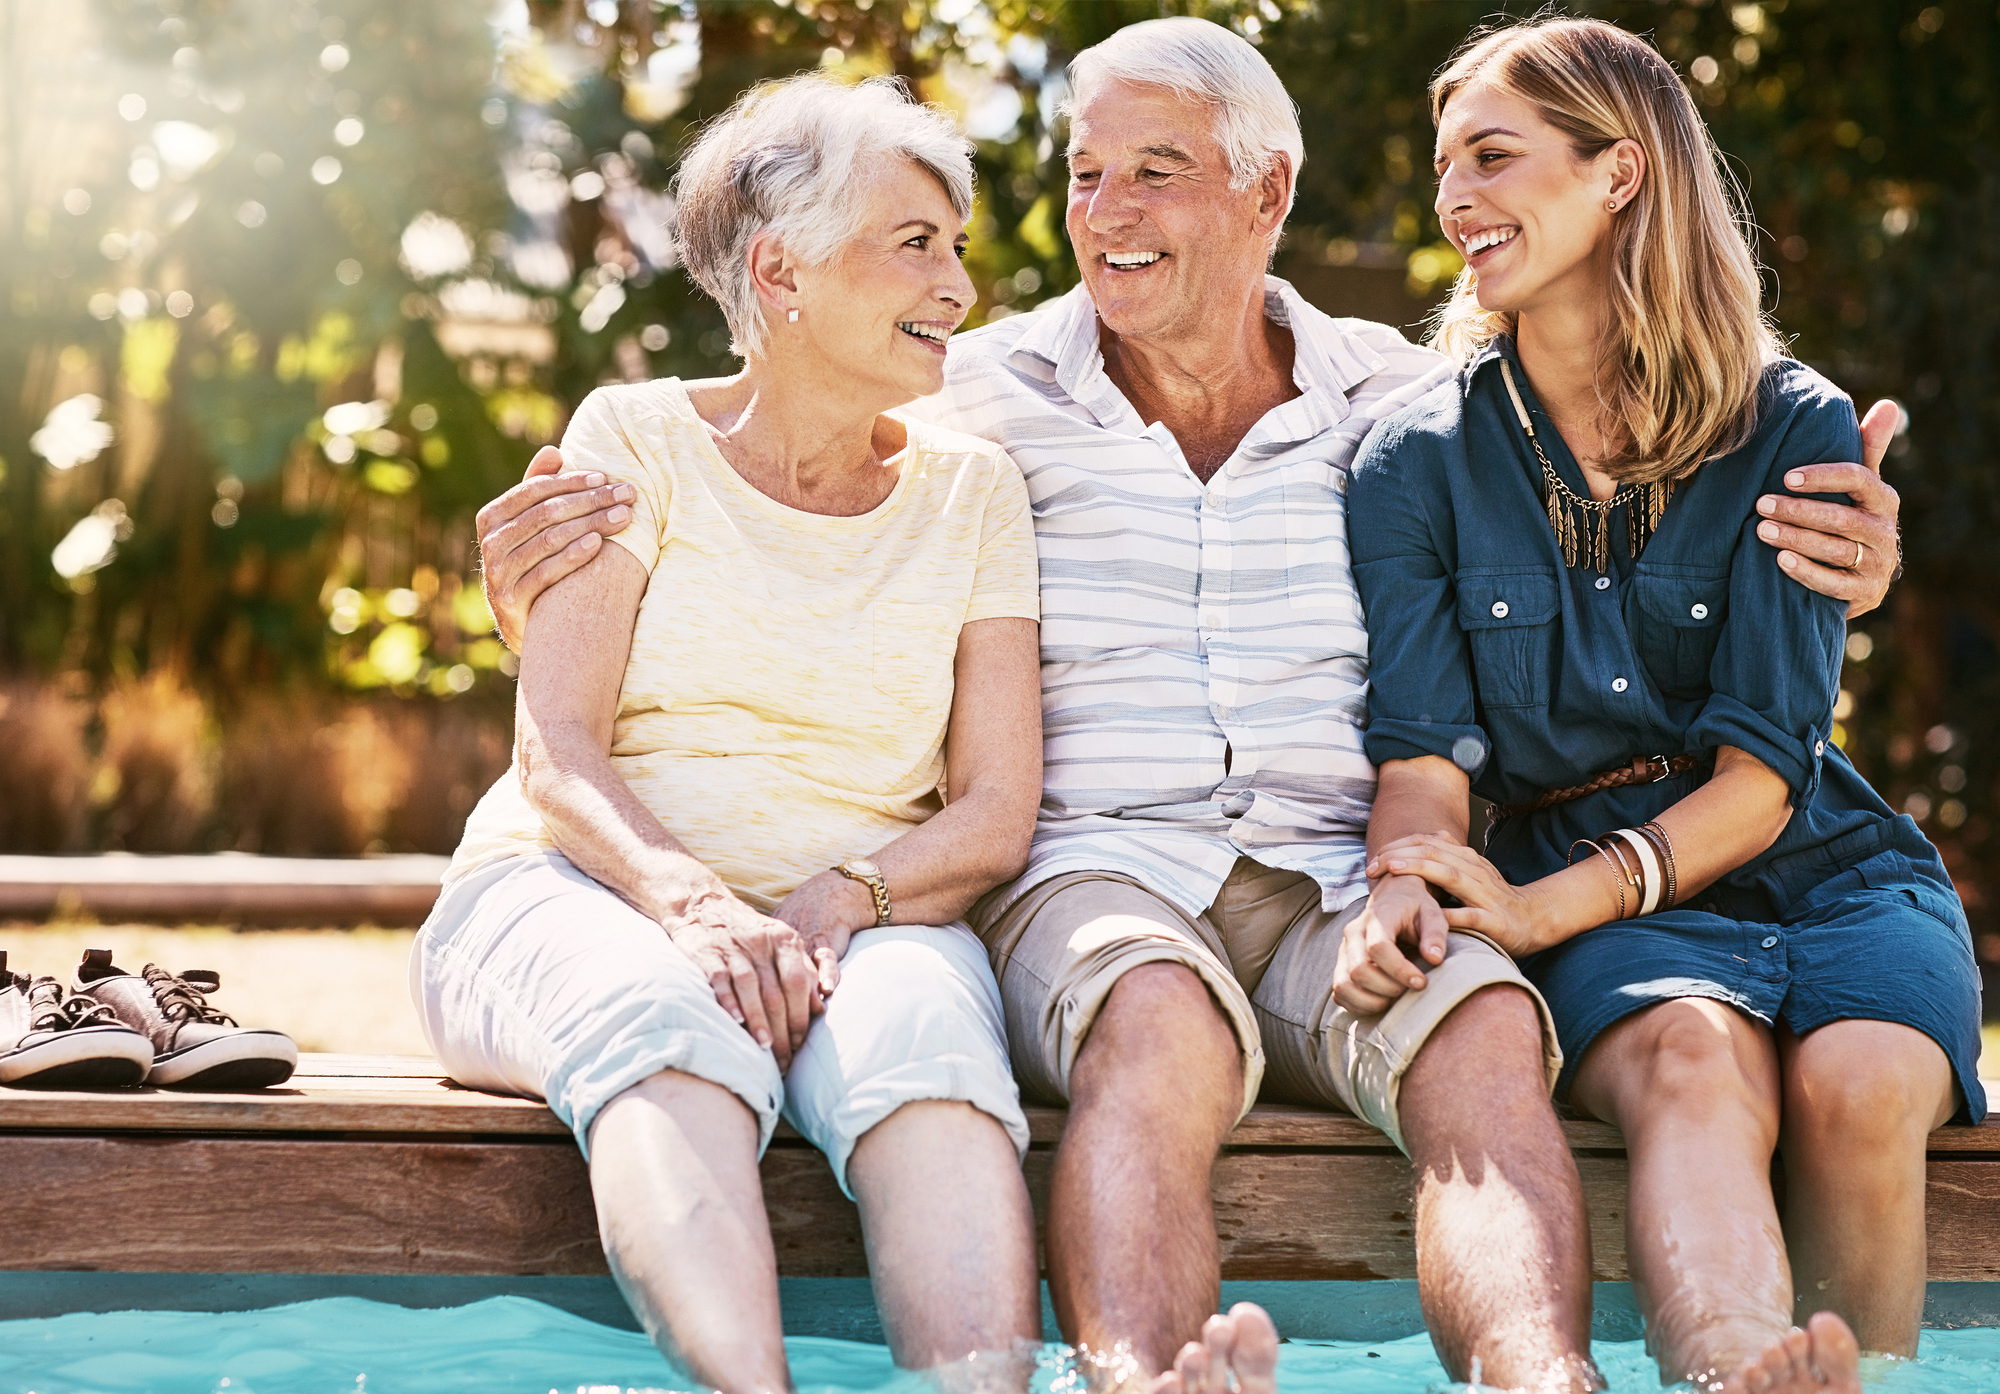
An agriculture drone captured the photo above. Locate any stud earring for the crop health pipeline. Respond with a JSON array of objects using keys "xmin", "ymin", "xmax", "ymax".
[
  {"xmin": 787, "ymin": 308, "xmax": 799, "ymax": 322},
  {"xmin": 1607, "ymin": 200, "xmax": 1619, "ymax": 211}
]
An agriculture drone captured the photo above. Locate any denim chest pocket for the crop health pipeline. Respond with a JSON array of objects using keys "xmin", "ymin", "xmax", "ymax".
[
  {"xmin": 1456, "ymin": 567, "xmax": 1560, "ymax": 709},
  {"xmin": 1629, "ymin": 570, "xmax": 1729, "ymax": 697}
]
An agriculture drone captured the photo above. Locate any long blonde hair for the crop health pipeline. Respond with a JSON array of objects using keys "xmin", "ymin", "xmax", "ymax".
[{"xmin": 1427, "ymin": 17, "xmax": 1782, "ymax": 484}]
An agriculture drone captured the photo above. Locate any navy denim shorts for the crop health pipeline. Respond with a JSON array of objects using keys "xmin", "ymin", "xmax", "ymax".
[{"xmin": 1523, "ymin": 840, "xmax": 1987, "ymax": 1124}]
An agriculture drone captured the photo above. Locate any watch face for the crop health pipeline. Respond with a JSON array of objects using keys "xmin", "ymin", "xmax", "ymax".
[{"xmin": 844, "ymin": 859, "xmax": 880, "ymax": 878}]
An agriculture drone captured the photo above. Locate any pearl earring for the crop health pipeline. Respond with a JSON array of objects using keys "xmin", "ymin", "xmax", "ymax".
[
  {"xmin": 787, "ymin": 308, "xmax": 799, "ymax": 322},
  {"xmin": 1607, "ymin": 200, "xmax": 1619, "ymax": 211}
]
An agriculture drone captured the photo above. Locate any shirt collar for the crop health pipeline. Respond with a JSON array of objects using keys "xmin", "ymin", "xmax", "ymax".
[
  {"xmin": 1005, "ymin": 275, "xmax": 1394, "ymax": 444},
  {"xmin": 1463, "ymin": 334, "xmax": 1518, "ymax": 389},
  {"xmin": 1271, "ymin": 277, "xmax": 1387, "ymax": 404}
]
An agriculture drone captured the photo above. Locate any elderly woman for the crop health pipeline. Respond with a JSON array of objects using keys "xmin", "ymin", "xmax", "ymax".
[{"xmin": 413, "ymin": 77, "xmax": 1043, "ymax": 1390}]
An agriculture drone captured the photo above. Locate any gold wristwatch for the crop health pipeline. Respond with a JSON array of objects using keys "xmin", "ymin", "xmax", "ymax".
[{"xmin": 832, "ymin": 858, "xmax": 893, "ymax": 927}]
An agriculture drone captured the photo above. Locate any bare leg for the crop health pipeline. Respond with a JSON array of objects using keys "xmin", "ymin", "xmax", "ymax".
[
  {"xmin": 1400, "ymin": 985, "xmax": 1600, "ymax": 1393},
  {"xmin": 848, "ymin": 1098, "xmax": 1041, "ymax": 1377},
  {"xmin": 1778, "ymin": 1020, "xmax": 1956, "ymax": 1355},
  {"xmin": 1571, "ymin": 999, "xmax": 1859, "ymax": 1394},
  {"xmin": 1048, "ymin": 962, "xmax": 1244, "ymax": 1378},
  {"xmin": 586, "ymin": 1069, "xmax": 792, "ymax": 1394}
]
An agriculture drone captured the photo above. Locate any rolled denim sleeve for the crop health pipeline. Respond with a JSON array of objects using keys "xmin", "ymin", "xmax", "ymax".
[
  {"xmin": 1348, "ymin": 417, "xmax": 1490, "ymax": 778},
  {"xmin": 1684, "ymin": 393, "xmax": 1861, "ymax": 803}
]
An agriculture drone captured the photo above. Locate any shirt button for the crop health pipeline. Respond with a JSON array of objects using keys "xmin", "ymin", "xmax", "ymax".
[
  {"xmin": 1594, "ymin": 576, "xmax": 1611, "ymax": 591},
  {"xmin": 1815, "ymin": 740, "xmax": 1825, "ymax": 756},
  {"xmin": 1611, "ymin": 677, "xmax": 1629, "ymax": 693},
  {"xmin": 1691, "ymin": 603, "xmax": 1709, "ymax": 619},
  {"xmin": 1490, "ymin": 601, "xmax": 1510, "ymax": 618},
  {"xmin": 1761, "ymin": 935, "xmax": 1780, "ymax": 949},
  {"xmin": 1205, "ymin": 488, "xmax": 1223, "ymax": 507}
]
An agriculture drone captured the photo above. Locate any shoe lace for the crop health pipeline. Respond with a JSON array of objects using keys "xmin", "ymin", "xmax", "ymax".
[
  {"xmin": 55, "ymin": 995, "xmax": 121, "ymax": 1029},
  {"xmin": 24, "ymin": 979, "xmax": 118, "ymax": 1032},
  {"xmin": 142, "ymin": 963, "xmax": 238, "ymax": 1026}
]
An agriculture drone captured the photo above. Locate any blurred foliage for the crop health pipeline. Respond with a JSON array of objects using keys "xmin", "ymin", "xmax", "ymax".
[{"xmin": 3, "ymin": 0, "xmax": 1999, "ymax": 961}]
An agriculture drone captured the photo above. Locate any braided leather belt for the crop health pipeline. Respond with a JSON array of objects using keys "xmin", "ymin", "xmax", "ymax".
[{"xmin": 1490, "ymin": 753, "xmax": 1700, "ymax": 823}]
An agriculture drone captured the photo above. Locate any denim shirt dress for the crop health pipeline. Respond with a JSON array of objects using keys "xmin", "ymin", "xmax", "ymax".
[{"xmin": 1347, "ymin": 337, "xmax": 1984, "ymax": 1120}]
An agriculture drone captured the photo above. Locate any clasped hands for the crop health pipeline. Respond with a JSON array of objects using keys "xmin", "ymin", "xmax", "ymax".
[
  {"xmin": 664, "ymin": 870, "xmax": 877, "ymax": 1070},
  {"xmin": 1332, "ymin": 833, "xmax": 1544, "ymax": 1017}
]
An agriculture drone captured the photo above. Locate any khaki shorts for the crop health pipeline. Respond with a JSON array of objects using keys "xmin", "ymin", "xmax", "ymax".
[{"xmin": 974, "ymin": 858, "xmax": 1563, "ymax": 1154}]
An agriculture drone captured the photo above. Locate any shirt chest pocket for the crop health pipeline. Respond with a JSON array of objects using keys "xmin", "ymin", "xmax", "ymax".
[
  {"xmin": 873, "ymin": 600, "xmax": 960, "ymax": 712},
  {"xmin": 1628, "ymin": 571, "xmax": 1729, "ymax": 697},
  {"xmin": 1456, "ymin": 567, "xmax": 1560, "ymax": 709}
]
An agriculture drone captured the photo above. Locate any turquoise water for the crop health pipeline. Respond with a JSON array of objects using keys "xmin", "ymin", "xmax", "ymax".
[{"xmin": 2, "ymin": 1296, "xmax": 1998, "ymax": 1393}]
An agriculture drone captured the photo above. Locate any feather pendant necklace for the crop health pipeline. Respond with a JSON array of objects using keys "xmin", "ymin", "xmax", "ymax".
[{"xmin": 1499, "ymin": 359, "xmax": 1672, "ymax": 571}]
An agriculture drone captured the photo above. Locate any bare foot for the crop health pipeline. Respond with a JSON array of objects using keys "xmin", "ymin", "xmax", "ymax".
[
  {"xmin": 1147, "ymin": 1303, "xmax": 1279, "ymax": 1394},
  {"xmin": 1721, "ymin": 1312, "xmax": 1861, "ymax": 1394}
]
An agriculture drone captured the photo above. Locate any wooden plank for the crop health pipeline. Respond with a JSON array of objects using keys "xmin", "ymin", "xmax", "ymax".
[
  {"xmin": 0, "ymin": 1135, "xmax": 604, "ymax": 1275},
  {"xmin": 10, "ymin": 1057, "xmax": 2000, "ymax": 1156},
  {"xmin": 0, "ymin": 1080, "xmax": 570, "ymax": 1138},
  {"xmin": 297, "ymin": 1055, "xmax": 457, "ymax": 1079},
  {"xmin": 4, "ymin": 1133, "xmax": 1999, "ymax": 1282},
  {"xmin": 1927, "ymin": 1159, "xmax": 2000, "ymax": 1281},
  {"xmin": 0, "ymin": 1135, "xmax": 1452, "ymax": 1280},
  {"xmin": 0, "ymin": 854, "xmax": 446, "ymax": 926}
]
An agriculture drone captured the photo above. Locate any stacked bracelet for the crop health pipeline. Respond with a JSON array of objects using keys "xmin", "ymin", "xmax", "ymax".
[
  {"xmin": 1641, "ymin": 820, "xmax": 1678, "ymax": 910},
  {"xmin": 1570, "ymin": 822, "xmax": 1679, "ymax": 920},
  {"xmin": 1568, "ymin": 837, "xmax": 1631, "ymax": 920},
  {"xmin": 1606, "ymin": 829, "xmax": 1663, "ymax": 916}
]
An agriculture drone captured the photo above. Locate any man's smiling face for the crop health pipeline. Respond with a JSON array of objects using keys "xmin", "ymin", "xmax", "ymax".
[{"xmin": 1064, "ymin": 80, "xmax": 1280, "ymax": 346}]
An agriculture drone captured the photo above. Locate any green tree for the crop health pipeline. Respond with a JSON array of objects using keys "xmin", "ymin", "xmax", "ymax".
[
  {"xmin": 7, "ymin": 0, "xmax": 1998, "ymax": 965},
  {"xmin": 0, "ymin": 0, "xmax": 525, "ymax": 696}
]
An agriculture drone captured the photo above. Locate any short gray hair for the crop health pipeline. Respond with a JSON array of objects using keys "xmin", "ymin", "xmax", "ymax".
[
  {"xmin": 673, "ymin": 74, "xmax": 975, "ymax": 360},
  {"xmin": 1065, "ymin": 18, "xmax": 1304, "ymax": 224}
]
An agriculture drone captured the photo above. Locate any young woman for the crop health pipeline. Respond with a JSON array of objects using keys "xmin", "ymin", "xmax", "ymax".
[{"xmin": 1343, "ymin": 18, "xmax": 1982, "ymax": 1394}]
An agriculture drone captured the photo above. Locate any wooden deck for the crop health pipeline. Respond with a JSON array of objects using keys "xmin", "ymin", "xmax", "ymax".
[
  {"xmin": 0, "ymin": 854, "xmax": 447, "ymax": 925},
  {"xmin": 5, "ymin": 1053, "xmax": 2000, "ymax": 1282}
]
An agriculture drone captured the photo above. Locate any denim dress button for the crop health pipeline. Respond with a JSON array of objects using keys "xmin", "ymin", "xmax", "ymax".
[
  {"xmin": 1761, "ymin": 934, "xmax": 1780, "ymax": 949},
  {"xmin": 1691, "ymin": 603, "xmax": 1709, "ymax": 619},
  {"xmin": 1611, "ymin": 677, "xmax": 1628, "ymax": 693},
  {"xmin": 1594, "ymin": 576, "xmax": 1611, "ymax": 591},
  {"xmin": 1491, "ymin": 600, "xmax": 1510, "ymax": 618}
]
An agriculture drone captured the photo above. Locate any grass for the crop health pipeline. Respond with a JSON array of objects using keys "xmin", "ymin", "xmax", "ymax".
[{"xmin": 2, "ymin": 921, "xmax": 427, "ymax": 1055}]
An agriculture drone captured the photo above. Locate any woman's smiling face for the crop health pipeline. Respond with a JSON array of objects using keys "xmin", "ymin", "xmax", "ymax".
[
  {"xmin": 788, "ymin": 158, "xmax": 975, "ymax": 401},
  {"xmin": 1432, "ymin": 82, "xmax": 1638, "ymax": 320}
]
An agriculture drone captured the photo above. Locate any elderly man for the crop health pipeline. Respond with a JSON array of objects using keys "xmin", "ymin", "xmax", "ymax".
[{"xmin": 475, "ymin": 19, "xmax": 1902, "ymax": 1391}]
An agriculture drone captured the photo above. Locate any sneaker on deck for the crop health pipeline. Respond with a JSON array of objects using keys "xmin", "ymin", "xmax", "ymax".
[
  {"xmin": 73, "ymin": 949, "xmax": 298, "ymax": 1090},
  {"xmin": 0, "ymin": 952, "xmax": 154, "ymax": 1089}
]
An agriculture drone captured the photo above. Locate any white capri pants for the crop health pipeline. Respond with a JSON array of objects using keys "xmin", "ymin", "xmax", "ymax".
[{"xmin": 411, "ymin": 851, "xmax": 1030, "ymax": 1196}]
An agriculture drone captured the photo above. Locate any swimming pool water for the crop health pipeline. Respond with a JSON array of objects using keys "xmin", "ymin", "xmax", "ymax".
[{"xmin": 2, "ymin": 1296, "xmax": 1997, "ymax": 1393}]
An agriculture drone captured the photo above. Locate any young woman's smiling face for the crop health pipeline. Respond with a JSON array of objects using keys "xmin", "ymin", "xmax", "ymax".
[{"xmin": 1432, "ymin": 81, "xmax": 1642, "ymax": 320}]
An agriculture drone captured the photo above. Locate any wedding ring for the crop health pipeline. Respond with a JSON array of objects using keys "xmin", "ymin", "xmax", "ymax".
[{"xmin": 1852, "ymin": 539, "xmax": 1866, "ymax": 569}]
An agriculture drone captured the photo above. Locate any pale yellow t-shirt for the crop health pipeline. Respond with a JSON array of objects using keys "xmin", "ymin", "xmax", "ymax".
[{"xmin": 448, "ymin": 378, "xmax": 1040, "ymax": 910}]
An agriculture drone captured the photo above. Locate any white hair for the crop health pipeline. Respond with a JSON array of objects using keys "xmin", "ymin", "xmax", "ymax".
[
  {"xmin": 673, "ymin": 74, "xmax": 974, "ymax": 360},
  {"xmin": 1065, "ymin": 17, "xmax": 1304, "ymax": 230}
]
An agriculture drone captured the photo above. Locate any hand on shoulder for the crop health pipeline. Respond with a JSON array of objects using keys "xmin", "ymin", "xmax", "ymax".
[{"xmin": 1753, "ymin": 397, "xmax": 1901, "ymax": 619}]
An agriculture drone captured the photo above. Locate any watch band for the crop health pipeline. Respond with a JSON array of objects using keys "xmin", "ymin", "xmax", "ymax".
[{"xmin": 833, "ymin": 860, "xmax": 892, "ymax": 927}]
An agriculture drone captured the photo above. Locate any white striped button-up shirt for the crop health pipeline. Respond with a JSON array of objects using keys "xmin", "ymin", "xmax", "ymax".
[{"xmin": 914, "ymin": 277, "xmax": 1453, "ymax": 918}]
